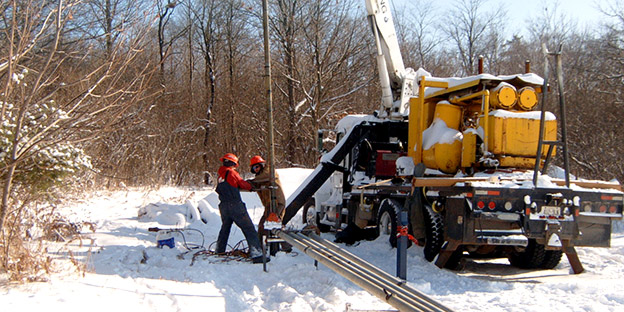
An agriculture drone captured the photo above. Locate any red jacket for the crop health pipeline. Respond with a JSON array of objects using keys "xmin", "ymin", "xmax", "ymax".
[{"xmin": 218, "ymin": 166, "xmax": 252, "ymax": 191}]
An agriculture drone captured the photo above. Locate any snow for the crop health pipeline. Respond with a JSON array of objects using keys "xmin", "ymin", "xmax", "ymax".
[
  {"xmin": 489, "ymin": 109, "xmax": 556, "ymax": 121},
  {"xmin": 422, "ymin": 118, "xmax": 463, "ymax": 150},
  {"xmin": 284, "ymin": 166, "xmax": 322, "ymax": 211},
  {"xmin": 492, "ymin": 81, "xmax": 516, "ymax": 92},
  {"xmin": 334, "ymin": 114, "xmax": 383, "ymax": 135},
  {"xmin": 420, "ymin": 73, "xmax": 544, "ymax": 98},
  {"xmin": 396, "ymin": 156, "xmax": 415, "ymax": 176},
  {"xmin": 2, "ymin": 170, "xmax": 624, "ymax": 312}
]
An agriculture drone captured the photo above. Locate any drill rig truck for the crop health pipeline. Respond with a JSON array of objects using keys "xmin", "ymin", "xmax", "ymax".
[{"xmin": 281, "ymin": 0, "xmax": 623, "ymax": 273}]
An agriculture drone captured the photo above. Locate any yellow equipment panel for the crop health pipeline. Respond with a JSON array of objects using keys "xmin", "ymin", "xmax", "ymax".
[{"xmin": 481, "ymin": 112, "xmax": 557, "ymax": 157}]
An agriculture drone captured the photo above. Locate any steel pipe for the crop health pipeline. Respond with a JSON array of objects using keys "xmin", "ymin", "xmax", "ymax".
[
  {"xmin": 277, "ymin": 230, "xmax": 452, "ymax": 312},
  {"xmin": 301, "ymin": 233, "xmax": 449, "ymax": 312}
]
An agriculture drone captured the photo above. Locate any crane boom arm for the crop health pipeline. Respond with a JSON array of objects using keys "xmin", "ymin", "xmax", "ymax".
[
  {"xmin": 365, "ymin": 0, "xmax": 405, "ymax": 83},
  {"xmin": 365, "ymin": 0, "xmax": 415, "ymax": 119}
]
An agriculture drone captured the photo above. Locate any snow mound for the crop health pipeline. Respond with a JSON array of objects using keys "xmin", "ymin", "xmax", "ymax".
[
  {"xmin": 4, "ymin": 184, "xmax": 624, "ymax": 312},
  {"xmin": 138, "ymin": 203, "xmax": 188, "ymax": 227},
  {"xmin": 137, "ymin": 168, "xmax": 313, "ymax": 230}
]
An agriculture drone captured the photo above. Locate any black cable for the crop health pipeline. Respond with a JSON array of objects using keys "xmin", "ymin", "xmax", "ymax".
[{"xmin": 173, "ymin": 228, "xmax": 205, "ymax": 251}]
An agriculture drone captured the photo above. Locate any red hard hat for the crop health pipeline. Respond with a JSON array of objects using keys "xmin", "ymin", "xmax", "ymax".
[
  {"xmin": 220, "ymin": 153, "xmax": 239, "ymax": 165},
  {"xmin": 250, "ymin": 155, "xmax": 265, "ymax": 166}
]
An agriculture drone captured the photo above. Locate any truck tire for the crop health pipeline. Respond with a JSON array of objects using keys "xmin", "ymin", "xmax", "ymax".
[
  {"xmin": 377, "ymin": 198, "xmax": 411, "ymax": 248},
  {"xmin": 540, "ymin": 249, "xmax": 563, "ymax": 269},
  {"xmin": 302, "ymin": 201, "xmax": 330, "ymax": 233},
  {"xmin": 508, "ymin": 239, "xmax": 546, "ymax": 269},
  {"xmin": 423, "ymin": 205, "xmax": 444, "ymax": 262}
]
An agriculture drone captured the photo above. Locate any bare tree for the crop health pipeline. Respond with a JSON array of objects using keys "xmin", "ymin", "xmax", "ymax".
[
  {"xmin": 192, "ymin": 0, "xmax": 220, "ymax": 184},
  {"xmin": 560, "ymin": 1, "xmax": 624, "ymax": 183},
  {"xmin": 0, "ymin": 0, "xmax": 157, "ymax": 236},
  {"xmin": 392, "ymin": 0, "xmax": 443, "ymax": 70},
  {"xmin": 156, "ymin": 0, "xmax": 184, "ymax": 80},
  {"xmin": 271, "ymin": 0, "xmax": 302, "ymax": 166},
  {"xmin": 296, "ymin": 0, "xmax": 371, "ymax": 164},
  {"xmin": 527, "ymin": 0, "xmax": 577, "ymax": 49},
  {"xmin": 443, "ymin": 0, "xmax": 505, "ymax": 75},
  {"xmin": 74, "ymin": 0, "xmax": 148, "ymax": 58}
]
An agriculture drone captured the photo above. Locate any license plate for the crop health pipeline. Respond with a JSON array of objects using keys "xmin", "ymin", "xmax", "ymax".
[{"xmin": 541, "ymin": 206, "xmax": 561, "ymax": 216}]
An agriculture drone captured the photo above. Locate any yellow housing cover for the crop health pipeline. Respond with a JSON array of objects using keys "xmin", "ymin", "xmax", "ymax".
[
  {"xmin": 423, "ymin": 140, "xmax": 462, "ymax": 174},
  {"xmin": 481, "ymin": 111, "xmax": 557, "ymax": 157}
]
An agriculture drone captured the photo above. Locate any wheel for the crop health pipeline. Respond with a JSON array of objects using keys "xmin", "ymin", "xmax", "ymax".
[
  {"xmin": 509, "ymin": 239, "xmax": 563, "ymax": 269},
  {"xmin": 540, "ymin": 249, "xmax": 563, "ymax": 269},
  {"xmin": 302, "ymin": 200, "xmax": 330, "ymax": 232},
  {"xmin": 377, "ymin": 198, "xmax": 409, "ymax": 248},
  {"xmin": 377, "ymin": 199, "xmax": 399, "ymax": 247},
  {"xmin": 423, "ymin": 205, "xmax": 444, "ymax": 262},
  {"xmin": 508, "ymin": 239, "xmax": 546, "ymax": 269}
]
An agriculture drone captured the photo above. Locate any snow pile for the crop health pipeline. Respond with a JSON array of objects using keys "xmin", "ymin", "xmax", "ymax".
[
  {"xmin": 334, "ymin": 114, "xmax": 383, "ymax": 135},
  {"xmin": 134, "ymin": 168, "xmax": 314, "ymax": 232},
  {"xmin": 419, "ymin": 73, "xmax": 544, "ymax": 98},
  {"xmin": 422, "ymin": 118, "xmax": 463, "ymax": 150},
  {"xmin": 2, "ymin": 179, "xmax": 624, "ymax": 311},
  {"xmin": 396, "ymin": 156, "xmax": 415, "ymax": 176},
  {"xmin": 490, "ymin": 109, "xmax": 556, "ymax": 120}
]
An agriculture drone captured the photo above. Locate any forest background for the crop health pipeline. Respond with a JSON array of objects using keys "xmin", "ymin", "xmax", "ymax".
[{"xmin": 1, "ymin": 0, "xmax": 623, "ymax": 279}]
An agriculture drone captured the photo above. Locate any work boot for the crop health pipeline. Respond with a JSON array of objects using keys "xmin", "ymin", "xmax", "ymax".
[
  {"xmin": 252, "ymin": 256, "xmax": 270, "ymax": 264},
  {"xmin": 280, "ymin": 243, "xmax": 293, "ymax": 253}
]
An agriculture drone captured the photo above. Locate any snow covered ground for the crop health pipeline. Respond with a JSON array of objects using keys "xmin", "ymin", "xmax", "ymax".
[{"xmin": 2, "ymin": 168, "xmax": 624, "ymax": 311}]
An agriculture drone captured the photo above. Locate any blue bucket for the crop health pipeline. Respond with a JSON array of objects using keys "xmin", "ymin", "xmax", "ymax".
[{"xmin": 157, "ymin": 237, "xmax": 175, "ymax": 248}]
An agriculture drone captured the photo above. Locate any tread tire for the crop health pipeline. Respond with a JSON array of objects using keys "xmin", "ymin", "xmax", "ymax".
[
  {"xmin": 302, "ymin": 201, "xmax": 330, "ymax": 233},
  {"xmin": 509, "ymin": 239, "xmax": 546, "ymax": 269},
  {"xmin": 377, "ymin": 199, "xmax": 412, "ymax": 248},
  {"xmin": 423, "ymin": 205, "xmax": 444, "ymax": 262},
  {"xmin": 541, "ymin": 250, "xmax": 563, "ymax": 269}
]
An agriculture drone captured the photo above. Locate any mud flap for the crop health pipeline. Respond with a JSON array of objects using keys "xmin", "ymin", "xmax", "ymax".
[
  {"xmin": 435, "ymin": 240, "xmax": 461, "ymax": 269},
  {"xmin": 562, "ymin": 240, "xmax": 584, "ymax": 274}
]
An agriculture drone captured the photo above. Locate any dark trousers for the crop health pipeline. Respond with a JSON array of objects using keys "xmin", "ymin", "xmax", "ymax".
[{"xmin": 216, "ymin": 202, "xmax": 263, "ymax": 258}]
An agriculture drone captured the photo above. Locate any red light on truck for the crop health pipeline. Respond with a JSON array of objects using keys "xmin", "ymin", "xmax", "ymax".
[
  {"xmin": 609, "ymin": 206, "xmax": 617, "ymax": 213},
  {"xmin": 488, "ymin": 191, "xmax": 500, "ymax": 196},
  {"xmin": 599, "ymin": 205, "xmax": 607, "ymax": 213},
  {"xmin": 601, "ymin": 195, "xmax": 613, "ymax": 201},
  {"xmin": 488, "ymin": 201, "xmax": 496, "ymax": 210},
  {"xmin": 477, "ymin": 201, "xmax": 485, "ymax": 209}
]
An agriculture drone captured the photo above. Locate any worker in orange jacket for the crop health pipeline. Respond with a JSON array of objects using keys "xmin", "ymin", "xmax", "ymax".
[
  {"xmin": 248, "ymin": 155, "xmax": 291, "ymax": 253},
  {"xmin": 215, "ymin": 153, "xmax": 266, "ymax": 263}
]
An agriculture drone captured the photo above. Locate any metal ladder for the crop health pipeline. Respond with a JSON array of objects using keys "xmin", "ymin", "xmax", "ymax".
[{"xmin": 533, "ymin": 43, "xmax": 571, "ymax": 188}]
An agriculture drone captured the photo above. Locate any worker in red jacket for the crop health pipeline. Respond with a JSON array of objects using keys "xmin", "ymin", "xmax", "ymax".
[{"xmin": 215, "ymin": 153, "xmax": 266, "ymax": 263}]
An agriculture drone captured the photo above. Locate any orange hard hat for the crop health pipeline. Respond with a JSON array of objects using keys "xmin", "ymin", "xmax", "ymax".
[
  {"xmin": 250, "ymin": 155, "xmax": 265, "ymax": 167},
  {"xmin": 220, "ymin": 153, "xmax": 239, "ymax": 165}
]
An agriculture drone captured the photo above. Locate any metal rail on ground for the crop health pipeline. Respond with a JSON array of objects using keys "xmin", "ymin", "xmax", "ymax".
[{"xmin": 276, "ymin": 230, "xmax": 453, "ymax": 312}]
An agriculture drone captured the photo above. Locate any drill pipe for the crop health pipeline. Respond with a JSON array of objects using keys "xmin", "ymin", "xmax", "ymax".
[
  {"xmin": 294, "ymin": 233, "xmax": 449, "ymax": 312},
  {"xmin": 305, "ymin": 233, "xmax": 449, "ymax": 311},
  {"xmin": 276, "ymin": 230, "xmax": 452, "ymax": 312}
]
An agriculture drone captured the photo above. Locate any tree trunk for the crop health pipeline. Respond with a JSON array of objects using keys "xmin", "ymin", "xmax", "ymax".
[{"xmin": 203, "ymin": 48, "xmax": 216, "ymax": 184}]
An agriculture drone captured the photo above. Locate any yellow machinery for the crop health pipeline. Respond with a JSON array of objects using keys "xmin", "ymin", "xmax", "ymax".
[{"xmin": 408, "ymin": 75, "xmax": 555, "ymax": 174}]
